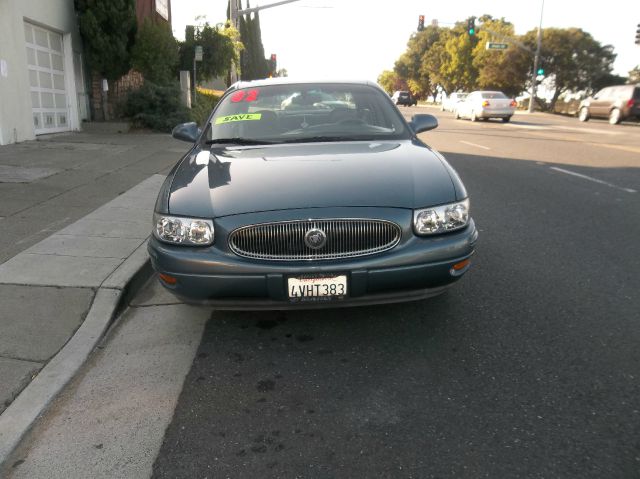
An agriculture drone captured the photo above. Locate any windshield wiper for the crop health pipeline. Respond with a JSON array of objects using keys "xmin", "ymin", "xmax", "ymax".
[
  {"xmin": 205, "ymin": 137, "xmax": 273, "ymax": 145},
  {"xmin": 279, "ymin": 136, "xmax": 368, "ymax": 144}
]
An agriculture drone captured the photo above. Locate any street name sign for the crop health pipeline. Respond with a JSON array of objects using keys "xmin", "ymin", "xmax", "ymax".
[{"xmin": 486, "ymin": 42, "xmax": 509, "ymax": 50}]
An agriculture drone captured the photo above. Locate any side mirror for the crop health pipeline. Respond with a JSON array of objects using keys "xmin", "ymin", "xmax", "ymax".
[
  {"xmin": 409, "ymin": 114, "xmax": 438, "ymax": 134},
  {"xmin": 172, "ymin": 122, "xmax": 201, "ymax": 143}
]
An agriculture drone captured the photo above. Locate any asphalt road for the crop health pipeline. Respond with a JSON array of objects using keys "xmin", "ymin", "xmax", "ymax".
[
  {"xmin": 10, "ymin": 109, "xmax": 640, "ymax": 478},
  {"xmin": 148, "ymin": 109, "xmax": 640, "ymax": 478}
]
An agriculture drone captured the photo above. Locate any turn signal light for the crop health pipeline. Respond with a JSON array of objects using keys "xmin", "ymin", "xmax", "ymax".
[
  {"xmin": 510, "ymin": 100, "xmax": 517, "ymax": 107},
  {"xmin": 453, "ymin": 259, "xmax": 470, "ymax": 271},
  {"xmin": 159, "ymin": 273, "xmax": 178, "ymax": 285},
  {"xmin": 627, "ymin": 99, "xmax": 635, "ymax": 108},
  {"xmin": 449, "ymin": 258, "xmax": 471, "ymax": 277}
]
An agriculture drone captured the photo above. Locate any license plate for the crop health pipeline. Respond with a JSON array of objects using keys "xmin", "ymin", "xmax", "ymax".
[{"xmin": 288, "ymin": 275, "xmax": 347, "ymax": 300}]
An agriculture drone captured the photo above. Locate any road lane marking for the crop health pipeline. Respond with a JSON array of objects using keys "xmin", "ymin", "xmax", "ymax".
[
  {"xmin": 460, "ymin": 140, "xmax": 491, "ymax": 150},
  {"xmin": 556, "ymin": 126, "xmax": 621, "ymax": 136},
  {"xmin": 549, "ymin": 167, "xmax": 637, "ymax": 194},
  {"xmin": 505, "ymin": 123, "xmax": 550, "ymax": 130}
]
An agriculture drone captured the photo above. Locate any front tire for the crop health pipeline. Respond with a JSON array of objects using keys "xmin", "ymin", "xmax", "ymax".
[
  {"xmin": 609, "ymin": 108, "xmax": 621, "ymax": 125},
  {"xmin": 578, "ymin": 107, "xmax": 590, "ymax": 122}
]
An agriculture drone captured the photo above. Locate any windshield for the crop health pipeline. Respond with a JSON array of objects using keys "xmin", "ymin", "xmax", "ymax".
[
  {"xmin": 481, "ymin": 92, "xmax": 508, "ymax": 99},
  {"xmin": 205, "ymin": 83, "xmax": 410, "ymax": 144}
]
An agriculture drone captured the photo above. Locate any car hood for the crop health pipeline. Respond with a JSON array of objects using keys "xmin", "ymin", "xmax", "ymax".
[{"xmin": 167, "ymin": 140, "xmax": 457, "ymax": 218}]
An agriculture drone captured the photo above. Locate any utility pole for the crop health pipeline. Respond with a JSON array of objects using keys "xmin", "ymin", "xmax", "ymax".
[
  {"xmin": 229, "ymin": 0, "xmax": 300, "ymax": 84},
  {"xmin": 229, "ymin": 0, "xmax": 239, "ymax": 84},
  {"xmin": 528, "ymin": 0, "xmax": 545, "ymax": 113}
]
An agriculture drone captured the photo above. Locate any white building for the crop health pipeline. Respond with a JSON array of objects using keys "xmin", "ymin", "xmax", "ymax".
[{"xmin": 0, "ymin": 0, "xmax": 89, "ymax": 145}]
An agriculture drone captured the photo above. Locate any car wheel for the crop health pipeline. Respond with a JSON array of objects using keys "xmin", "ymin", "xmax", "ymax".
[
  {"xmin": 609, "ymin": 108, "xmax": 621, "ymax": 125},
  {"xmin": 502, "ymin": 116, "xmax": 511, "ymax": 123},
  {"xmin": 455, "ymin": 110, "xmax": 460, "ymax": 119},
  {"xmin": 471, "ymin": 111, "xmax": 478, "ymax": 122},
  {"xmin": 578, "ymin": 107, "xmax": 590, "ymax": 122}
]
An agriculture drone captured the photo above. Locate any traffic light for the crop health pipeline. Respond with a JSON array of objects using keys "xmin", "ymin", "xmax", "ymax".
[
  {"xmin": 537, "ymin": 68, "xmax": 545, "ymax": 75},
  {"xmin": 636, "ymin": 23, "xmax": 640, "ymax": 45},
  {"xmin": 467, "ymin": 17, "xmax": 476, "ymax": 36},
  {"xmin": 418, "ymin": 15, "xmax": 425, "ymax": 32}
]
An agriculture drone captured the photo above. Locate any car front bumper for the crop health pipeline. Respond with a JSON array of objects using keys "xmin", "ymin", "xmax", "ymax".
[{"xmin": 148, "ymin": 218, "xmax": 478, "ymax": 310}]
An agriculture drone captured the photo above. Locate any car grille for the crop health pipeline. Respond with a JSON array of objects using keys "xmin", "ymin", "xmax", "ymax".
[{"xmin": 228, "ymin": 219, "xmax": 401, "ymax": 261}]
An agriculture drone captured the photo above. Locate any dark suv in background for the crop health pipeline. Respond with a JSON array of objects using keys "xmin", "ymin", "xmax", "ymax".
[
  {"xmin": 578, "ymin": 84, "xmax": 640, "ymax": 125},
  {"xmin": 391, "ymin": 91, "xmax": 417, "ymax": 107}
]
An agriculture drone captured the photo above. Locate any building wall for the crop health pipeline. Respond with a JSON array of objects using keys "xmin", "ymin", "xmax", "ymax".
[
  {"xmin": 0, "ymin": 0, "xmax": 85, "ymax": 145},
  {"xmin": 136, "ymin": 0, "xmax": 172, "ymax": 25}
]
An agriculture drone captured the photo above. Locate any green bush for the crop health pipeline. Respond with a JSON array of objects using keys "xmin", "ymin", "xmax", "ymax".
[
  {"xmin": 122, "ymin": 82, "xmax": 190, "ymax": 132},
  {"xmin": 131, "ymin": 19, "xmax": 178, "ymax": 85},
  {"xmin": 190, "ymin": 90, "xmax": 221, "ymax": 127}
]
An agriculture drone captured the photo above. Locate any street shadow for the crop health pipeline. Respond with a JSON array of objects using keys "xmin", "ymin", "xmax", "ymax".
[{"xmin": 151, "ymin": 152, "xmax": 640, "ymax": 479}]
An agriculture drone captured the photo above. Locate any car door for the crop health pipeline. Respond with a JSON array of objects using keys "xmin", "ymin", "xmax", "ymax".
[
  {"xmin": 589, "ymin": 87, "xmax": 612, "ymax": 118},
  {"xmin": 458, "ymin": 93, "xmax": 474, "ymax": 117}
]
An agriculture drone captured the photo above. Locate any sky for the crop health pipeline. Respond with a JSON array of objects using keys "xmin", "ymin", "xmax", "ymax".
[{"xmin": 171, "ymin": 0, "xmax": 639, "ymax": 82}]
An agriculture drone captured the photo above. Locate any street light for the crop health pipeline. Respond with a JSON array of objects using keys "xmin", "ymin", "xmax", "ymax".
[
  {"xmin": 528, "ymin": 0, "xmax": 545, "ymax": 113},
  {"xmin": 229, "ymin": 0, "xmax": 301, "ymax": 82}
]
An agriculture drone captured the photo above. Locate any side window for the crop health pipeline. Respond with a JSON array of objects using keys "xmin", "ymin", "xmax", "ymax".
[{"xmin": 618, "ymin": 86, "xmax": 633, "ymax": 100}]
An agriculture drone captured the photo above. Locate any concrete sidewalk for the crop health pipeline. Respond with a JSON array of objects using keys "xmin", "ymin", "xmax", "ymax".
[{"xmin": 0, "ymin": 130, "xmax": 187, "ymax": 468}]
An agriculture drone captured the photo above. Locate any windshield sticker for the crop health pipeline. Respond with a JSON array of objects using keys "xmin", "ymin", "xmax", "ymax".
[
  {"xmin": 245, "ymin": 89, "xmax": 259, "ymax": 102},
  {"xmin": 214, "ymin": 113, "xmax": 263, "ymax": 125},
  {"xmin": 230, "ymin": 91, "xmax": 245, "ymax": 102}
]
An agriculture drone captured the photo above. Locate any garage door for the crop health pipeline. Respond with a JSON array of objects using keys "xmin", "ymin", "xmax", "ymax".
[{"xmin": 24, "ymin": 22, "xmax": 70, "ymax": 134}]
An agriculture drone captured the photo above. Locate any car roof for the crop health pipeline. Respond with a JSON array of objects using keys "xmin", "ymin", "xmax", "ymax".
[{"xmin": 229, "ymin": 78, "xmax": 379, "ymax": 90}]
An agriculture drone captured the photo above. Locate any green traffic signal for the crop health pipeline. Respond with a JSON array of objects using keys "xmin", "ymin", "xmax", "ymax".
[
  {"xmin": 537, "ymin": 68, "xmax": 544, "ymax": 75},
  {"xmin": 467, "ymin": 18, "xmax": 475, "ymax": 36}
]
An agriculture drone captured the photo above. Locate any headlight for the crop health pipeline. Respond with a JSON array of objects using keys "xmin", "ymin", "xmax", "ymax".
[
  {"xmin": 413, "ymin": 199, "xmax": 470, "ymax": 235},
  {"xmin": 153, "ymin": 214, "xmax": 214, "ymax": 246}
]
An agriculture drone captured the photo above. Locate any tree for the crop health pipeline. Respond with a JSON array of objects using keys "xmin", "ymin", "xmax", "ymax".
[
  {"xmin": 238, "ymin": 2, "xmax": 271, "ymax": 81},
  {"xmin": 131, "ymin": 19, "xmax": 178, "ymax": 85},
  {"xmin": 471, "ymin": 16, "xmax": 529, "ymax": 97},
  {"xmin": 178, "ymin": 22, "xmax": 239, "ymax": 85},
  {"xmin": 74, "ymin": 0, "xmax": 137, "ymax": 81},
  {"xmin": 378, "ymin": 70, "xmax": 404, "ymax": 95},
  {"xmin": 423, "ymin": 22, "xmax": 478, "ymax": 94},
  {"xmin": 522, "ymin": 27, "xmax": 617, "ymax": 109},
  {"xmin": 629, "ymin": 66, "xmax": 640, "ymax": 84},
  {"xmin": 393, "ymin": 25, "xmax": 442, "ymax": 99}
]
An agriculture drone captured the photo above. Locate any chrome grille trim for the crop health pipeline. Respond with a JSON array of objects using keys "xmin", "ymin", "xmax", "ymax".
[{"xmin": 229, "ymin": 219, "xmax": 401, "ymax": 261}]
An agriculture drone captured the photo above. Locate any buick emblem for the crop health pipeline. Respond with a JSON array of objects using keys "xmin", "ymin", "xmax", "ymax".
[{"xmin": 304, "ymin": 228, "xmax": 327, "ymax": 250}]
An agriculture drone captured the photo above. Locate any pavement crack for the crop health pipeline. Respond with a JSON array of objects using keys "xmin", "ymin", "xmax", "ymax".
[{"xmin": 0, "ymin": 354, "xmax": 45, "ymax": 364}]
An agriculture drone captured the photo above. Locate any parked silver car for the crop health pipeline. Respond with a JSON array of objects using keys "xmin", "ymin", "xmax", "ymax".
[
  {"xmin": 455, "ymin": 91, "xmax": 516, "ymax": 122},
  {"xmin": 441, "ymin": 92, "xmax": 468, "ymax": 112}
]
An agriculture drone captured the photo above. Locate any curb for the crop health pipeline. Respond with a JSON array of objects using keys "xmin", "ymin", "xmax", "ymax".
[{"xmin": 0, "ymin": 241, "xmax": 154, "ymax": 470}]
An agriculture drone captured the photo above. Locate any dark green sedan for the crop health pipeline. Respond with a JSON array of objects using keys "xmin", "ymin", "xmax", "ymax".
[{"xmin": 148, "ymin": 79, "xmax": 478, "ymax": 309}]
